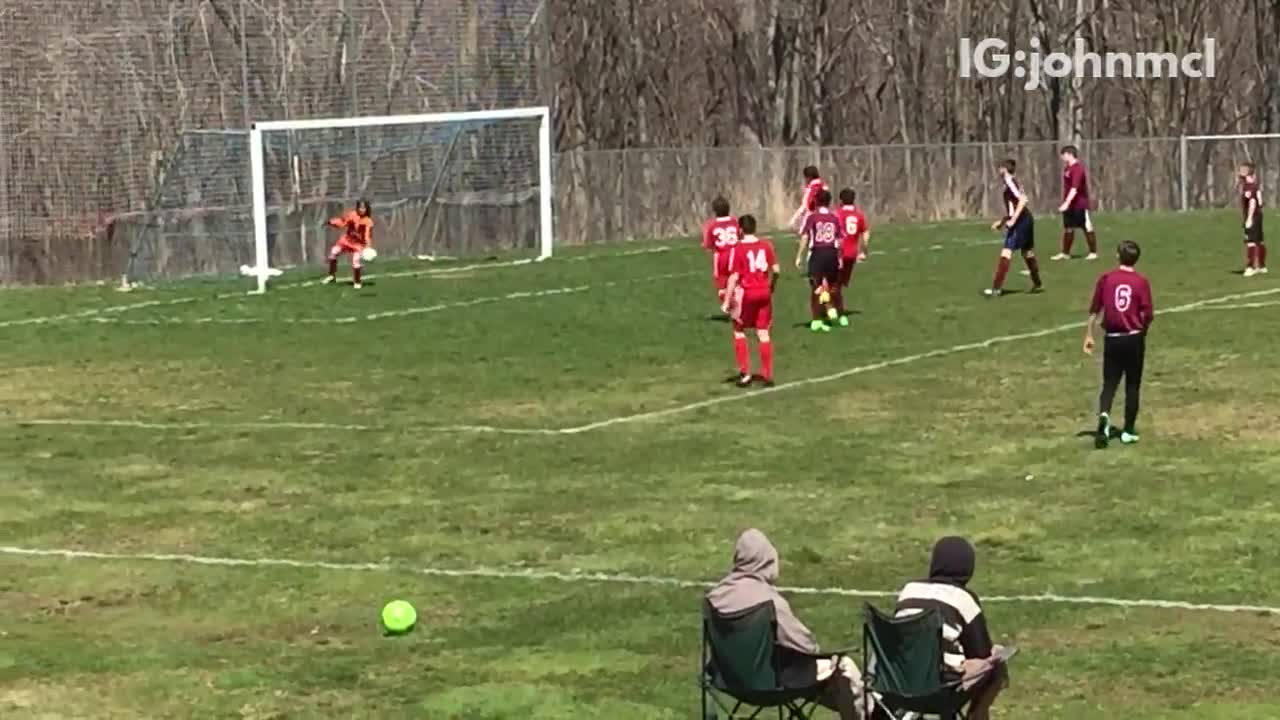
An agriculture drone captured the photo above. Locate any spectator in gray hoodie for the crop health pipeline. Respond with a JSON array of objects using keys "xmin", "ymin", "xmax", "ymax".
[{"xmin": 706, "ymin": 528, "xmax": 864, "ymax": 720}]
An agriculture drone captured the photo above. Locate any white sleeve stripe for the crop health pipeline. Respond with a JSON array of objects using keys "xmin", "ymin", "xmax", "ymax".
[{"xmin": 1004, "ymin": 177, "xmax": 1024, "ymax": 199}]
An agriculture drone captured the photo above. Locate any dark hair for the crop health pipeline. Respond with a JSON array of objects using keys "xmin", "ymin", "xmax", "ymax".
[
  {"xmin": 803, "ymin": 165, "xmax": 820, "ymax": 181},
  {"xmin": 998, "ymin": 158, "xmax": 1017, "ymax": 173},
  {"xmin": 356, "ymin": 198, "xmax": 372, "ymax": 216},
  {"xmin": 711, "ymin": 196, "xmax": 730, "ymax": 217},
  {"xmin": 1118, "ymin": 240, "xmax": 1141, "ymax": 267},
  {"xmin": 738, "ymin": 214, "xmax": 757, "ymax": 234},
  {"xmin": 816, "ymin": 189, "xmax": 833, "ymax": 207},
  {"xmin": 1060, "ymin": 145, "xmax": 1079, "ymax": 158},
  {"xmin": 838, "ymin": 187, "xmax": 856, "ymax": 204}
]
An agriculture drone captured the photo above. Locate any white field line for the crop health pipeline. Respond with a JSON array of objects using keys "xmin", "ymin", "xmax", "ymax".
[
  {"xmin": 2, "ymin": 238, "xmax": 992, "ymax": 329},
  {"xmin": 66, "ymin": 270, "xmax": 697, "ymax": 326},
  {"xmin": 554, "ymin": 285, "xmax": 1280, "ymax": 434},
  {"xmin": 1195, "ymin": 299, "xmax": 1280, "ymax": 311},
  {"xmin": 8, "ymin": 285, "xmax": 1278, "ymax": 437},
  {"xmin": 1, "ymin": 545, "xmax": 1276, "ymax": 615}
]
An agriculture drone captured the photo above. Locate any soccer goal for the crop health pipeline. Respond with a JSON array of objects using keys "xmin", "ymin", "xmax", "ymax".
[
  {"xmin": 245, "ymin": 106, "xmax": 554, "ymax": 292},
  {"xmin": 1180, "ymin": 133, "xmax": 1280, "ymax": 211}
]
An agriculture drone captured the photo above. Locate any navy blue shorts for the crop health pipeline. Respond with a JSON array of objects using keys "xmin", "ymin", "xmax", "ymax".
[{"xmin": 1004, "ymin": 217, "xmax": 1035, "ymax": 251}]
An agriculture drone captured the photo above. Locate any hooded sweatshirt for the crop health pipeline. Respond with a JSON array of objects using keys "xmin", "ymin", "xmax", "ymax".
[
  {"xmin": 894, "ymin": 536, "xmax": 993, "ymax": 670},
  {"xmin": 705, "ymin": 528, "xmax": 820, "ymax": 655}
]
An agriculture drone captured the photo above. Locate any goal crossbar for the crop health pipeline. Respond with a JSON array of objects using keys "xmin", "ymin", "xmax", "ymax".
[{"xmin": 247, "ymin": 106, "xmax": 553, "ymax": 293}]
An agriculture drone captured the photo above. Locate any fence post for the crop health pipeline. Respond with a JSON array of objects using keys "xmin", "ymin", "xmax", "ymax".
[{"xmin": 1179, "ymin": 135, "xmax": 1188, "ymax": 211}]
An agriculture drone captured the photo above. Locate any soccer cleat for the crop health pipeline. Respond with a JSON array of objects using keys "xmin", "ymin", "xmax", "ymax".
[
  {"xmin": 1244, "ymin": 267, "xmax": 1257, "ymax": 278},
  {"xmin": 1030, "ymin": 283, "xmax": 1045, "ymax": 294},
  {"xmin": 837, "ymin": 315, "xmax": 850, "ymax": 327},
  {"xmin": 809, "ymin": 319, "xmax": 826, "ymax": 332},
  {"xmin": 983, "ymin": 288, "xmax": 1003, "ymax": 298},
  {"xmin": 1259, "ymin": 267, "xmax": 1270, "ymax": 274},
  {"xmin": 1095, "ymin": 413, "xmax": 1111, "ymax": 449},
  {"xmin": 760, "ymin": 378, "xmax": 776, "ymax": 388},
  {"xmin": 321, "ymin": 275, "xmax": 336, "ymax": 285},
  {"xmin": 735, "ymin": 374, "xmax": 753, "ymax": 388},
  {"xmin": 353, "ymin": 282, "xmax": 363, "ymax": 289},
  {"xmin": 1051, "ymin": 253, "xmax": 1070, "ymax": 261},
  {"xmin": 826, "ymin": 307, "xmax": 839, "ymax": 321},
  {"xmin": 1086, "ymin": 252, "xmax": 1098, "ymax": 261},
  {"xmin": 1120, "ymin": 432, "xmax": 1140, "ymax": 445}
]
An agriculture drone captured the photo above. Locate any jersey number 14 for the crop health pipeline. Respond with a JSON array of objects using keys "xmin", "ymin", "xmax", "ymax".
[{"xmin": 746, "ymin": 248, "xmax": 770, "ymax": 273}]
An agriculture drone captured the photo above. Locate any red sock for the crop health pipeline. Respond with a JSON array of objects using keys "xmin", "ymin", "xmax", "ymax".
[
  {"xmin": 733, "ymin": 336, "xmax": 750, "ymax": 375},
  {"xmin": 991, "ymin": 256, "xmax": 1011, "ymax": 290},
  {"xmin": 328, "ymin": 258, "xmax": 338, "ymax": 276},
  {"xmin": 1062, "ymin": 231, "xmax": 1075, "ymax": 255},
  {"xmin": 759, "ymin": 341, "xmax": 773, "ymax": 379},
  {"xmin": 809, "ymin": 292, "xmax": 822, "ymax": 320},
  {"xmin": 1085, "ymin": 232, "xmax": 1097, "ymax": 254},
  {"xmin": 1261, "ymin": 244, "xmax": 1268, "ymax": 267},
  {"xmin": 1024, "ymin": 255, "xmax": 1041, "ymax": 286},
  {"xmin": 353, "ymin": 267, "xmax": 363, "ymax": 285},
  {"xmin": 833, "ymin": 286, "xmax": 845, "ymax": 314}
]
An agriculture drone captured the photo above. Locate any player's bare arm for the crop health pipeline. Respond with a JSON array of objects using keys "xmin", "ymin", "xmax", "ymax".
[
  {"xmin": 794, "ymin": 232, "xmax": 808, "ymax": 269},
  {"xmin": 722, "ymin": 272, "xmax": 740, "ymax": 313},
  {"xmin": 1060, "ymin": 187, "xmax": 1077, "ymax": 213},
  {"xmin": 1009, "ymin": 193, "xmax": 1029, "ymax": 226},
  {"xmin": 1083, "ymin": 313, "xmax": 1099, "ymax": 354}
]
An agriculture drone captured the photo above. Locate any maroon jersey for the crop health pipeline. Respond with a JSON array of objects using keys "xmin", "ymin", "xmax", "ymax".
[
  {"xmin": 1241, "ymin": 177, "xmax": 1262, "ymax": 220},
  {"xmin": 728, "ymin": 236, "xmax": 778, "ymax": 297},
  {"xmin": 1002, "ymin": 175, "xmax": 1027, "ymax": 218},
  {"xmin": 1090, "ymin": 268, "xmax": 1154, "ymax": 335},
  {"xmin": 1063, "ymin": 162, "xmax": 1090, "ymax": 211},
  {"xmin": 803, "ymin": 178, "xmax": 829, "ymax": 212},
  {"xmin": 801, "ymin": 208, "xmax": 843, "ymax": 250}
]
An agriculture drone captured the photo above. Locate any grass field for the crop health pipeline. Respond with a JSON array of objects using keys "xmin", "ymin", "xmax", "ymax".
[{"xmin": 2, "ymin": 209, "xmax": 1279, "ymax": 719}]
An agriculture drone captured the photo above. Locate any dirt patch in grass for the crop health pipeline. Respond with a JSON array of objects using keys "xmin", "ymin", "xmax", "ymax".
[{"xmin": 1159, "ymin": 401, "xmax": 1280, "ymax": 442}]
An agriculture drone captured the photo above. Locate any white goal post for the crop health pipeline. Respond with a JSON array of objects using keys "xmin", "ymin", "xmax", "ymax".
[
  {"xmin": 246, "ymin": 106, "xmax": 554, "ymax": 293},
  {"xmin": 1180, "ymin": 132, "xmax": 1280, "ymax": 212}
]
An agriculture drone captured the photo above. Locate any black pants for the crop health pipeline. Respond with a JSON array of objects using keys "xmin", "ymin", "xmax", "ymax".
[{"xmin": 1099, "ymin": 333, "xmax": 1146, "ymax": 432}]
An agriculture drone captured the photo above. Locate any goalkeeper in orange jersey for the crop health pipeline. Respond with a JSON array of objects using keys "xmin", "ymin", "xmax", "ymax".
[{"xmin": 323, "ymin": 199, "xmax": 374, "ymax": 289}]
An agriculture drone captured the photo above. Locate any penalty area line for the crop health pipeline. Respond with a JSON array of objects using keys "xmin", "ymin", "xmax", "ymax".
[
  {"xmin": 1, "ymin": 545, "xmax": 1276, "ymax": 616},
  {"xmin": 8, "ymin": 286, "xmax": 1279, "ymax": 436}
]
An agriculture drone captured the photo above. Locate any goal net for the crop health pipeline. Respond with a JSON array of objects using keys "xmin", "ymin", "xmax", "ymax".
[
  {"xmin": 1181, "ymin": 133, "xmax": 1280, "ymax": 211},
  {"xmin": 240, "ymin": 107, "xmax": 552, "ymax": 291}
]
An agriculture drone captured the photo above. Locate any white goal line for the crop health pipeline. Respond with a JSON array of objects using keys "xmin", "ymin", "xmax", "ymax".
[{"xmin": 1, "ymin": 545, "xmax": 1275, "ymax": 616}]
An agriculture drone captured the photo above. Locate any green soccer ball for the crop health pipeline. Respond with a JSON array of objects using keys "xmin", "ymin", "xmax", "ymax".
[{"xmin": 381, "ymin": 599, "xmax": 417, "ymax": 635}]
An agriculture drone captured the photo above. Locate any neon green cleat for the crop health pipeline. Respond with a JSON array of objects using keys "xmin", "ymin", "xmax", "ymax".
[
  {"xmin": 809, "ymin": 320, "xmax": 831, "ymax": 332},
  {"xmin": 837, "ymin": 315, "xmax": 850, "ymax": 327}
]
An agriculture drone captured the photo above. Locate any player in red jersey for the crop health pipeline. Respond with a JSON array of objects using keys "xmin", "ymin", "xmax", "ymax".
[
  {"xmin": 1083, "ymin": 240, "xmax": 1154, "ymax": 448},
  {"xmin": 984, "ymin": 159, "xmax": 1042, "ymax": 297},
  {"xmin": 789, "ymin": 165, "xmax": 829, "ymax": 231},
  {"xmin": 834, "ymin": 188, "xmax": 870, "ymax": 316},
  {"xmin": 702, "ymin": 196, "xmax": 741, "ymax": 308},
  {"xmin": 796, "ymin": 189, "xmax": 844, "ymax": 332},
  {"xmin": 722, "ymin": 215, "xmax": 780, "ymax": 387},
  {"xmin": 1053, "ymin": 145, "xmax": 1098, "ymax": 261},
  {"xmin": 1239, "ymin": 162, "xmax": 1268, "ymax": 276},
  {"xmin": 323, "ymin": 198, "xmax": 374, "ymax": 288}
]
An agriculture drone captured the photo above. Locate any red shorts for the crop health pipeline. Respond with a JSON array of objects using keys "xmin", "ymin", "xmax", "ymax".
[
  {"xmin": 732, "ymin": 291, "xmax": 773, "ymax": 331},
  {"xmin": 714, "ymin": 273, "xmax": 729, "ymax": 291},
  {"xmin": 713, "ymin": 250, "xmax": 733, "ymax": 289},
  {"xmin": 838, "ymin": 256, "xmax": 858, "ymax": 287}
]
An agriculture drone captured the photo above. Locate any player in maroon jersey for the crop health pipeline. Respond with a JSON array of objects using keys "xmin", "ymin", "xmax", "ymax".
[
  {"xmin": 1239, "ymin": 162, "xmax": 1268, "ymax": 276},
  {"xmin": 722, "ymin": 215, "xmax": 780, "ymax": 387},
  {"xmin": 702, "ymin": 196, "xmax": 741, "ymax": 308},
  {"xmin": 834, "ymin": 188, "xmax": 870, "ymax": 317},
  {"xmin": 984, "ymin": 159, "xmax": 1042, "ymax": 297},
  {"xmin": 796, "ymin": 189, "xmax": 844, "ymax": 332},
  {"xmin": 1053, "ymin": 145, "xmax": 1098, "ymax": 261},
  {"xmin": 1083, "ymin": 240, "xmax": 1154, "ymax": 448},
  {"xmin": 789, "ymin": 165, "xmax": 829, "ymax": 231}
]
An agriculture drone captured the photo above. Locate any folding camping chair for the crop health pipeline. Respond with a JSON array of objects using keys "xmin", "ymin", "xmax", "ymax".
[
  {"xmin": 861, "ymin": 603, "xmax": 1006, "ymax": 720},
  {"xmin": 701, "ymin": 599, "xmax": 837, "ymax": 720}
]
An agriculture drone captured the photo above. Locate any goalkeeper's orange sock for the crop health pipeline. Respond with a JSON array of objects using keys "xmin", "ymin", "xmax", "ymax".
[{"xmin": 733, "ymin": 336, "xmax": 750, "ymax": 376}]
